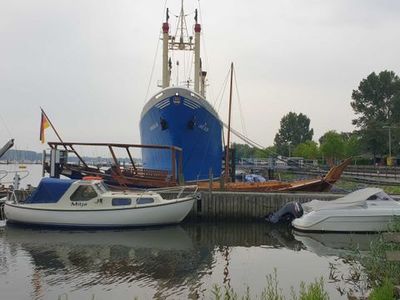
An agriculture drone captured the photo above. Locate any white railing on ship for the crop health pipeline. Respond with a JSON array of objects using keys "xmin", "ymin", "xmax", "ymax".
[
  {"xmin": 140, "ymin": 185, "xmax": 199, "ymax": 200},
  {"xmin": 0, "ymin": 170, "xmax": 30, "ymax": 186}
]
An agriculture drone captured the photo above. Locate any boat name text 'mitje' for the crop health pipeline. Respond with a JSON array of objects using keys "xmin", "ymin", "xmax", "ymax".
[{"xmin": 139, "ymin": 2, "xmax": 223, "ymax": 182}]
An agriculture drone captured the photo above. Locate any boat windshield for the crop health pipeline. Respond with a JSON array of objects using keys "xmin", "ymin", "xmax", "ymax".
[{"xmin": 95, "ymin": 182, "xmax": 109, "ymax": 194}]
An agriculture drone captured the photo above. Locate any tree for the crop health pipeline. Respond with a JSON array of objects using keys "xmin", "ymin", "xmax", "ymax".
[
  {"xmin": 351, "ymin": 70, "xmax": 400, "ymax": 157},
  {"xmin": 233, "ymin": 143, "xmax": 272, "ymax": 160},
  {"xmin": 233, "ymin": 143, "xmax": 255, "ymax": 160},
  {"xmin": 319, "ymin": 131, "xmax": 345, "ymax": 165},
  {"xmin": 293, "ymin": 141, "xmax": 319, "ymax": 159},
  {"xmin": 264, "ymin": 145, "xmax": 277, "ymax": 157},
  {"xmin": 341, "ymin": 132, "xmax": 361, "ymax": 158},
  {"xmin": 274, "ymin": 112, "xmax": 314, "ymax": 156}
]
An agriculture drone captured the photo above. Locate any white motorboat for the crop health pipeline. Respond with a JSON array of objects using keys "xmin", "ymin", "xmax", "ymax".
[
  {"xmin": 292, "ymin": 188, "xmax": 400, "ymax": 232},
  {"xmin": 4, "ymin": 177, "xmax": 197, "ymax": 227}
]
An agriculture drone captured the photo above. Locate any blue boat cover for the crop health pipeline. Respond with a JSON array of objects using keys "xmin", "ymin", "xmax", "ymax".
[
  {"xmin": 244, "ymin": 174, "xmax": 266, "ymax": 183},
  {"xmin": 25, "ymin": 178, "xmax": 75, "ymax": 204}
]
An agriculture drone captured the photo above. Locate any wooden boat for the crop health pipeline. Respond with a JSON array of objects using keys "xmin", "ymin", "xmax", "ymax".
[
  {"xmin": 198, "ymin": 158, "xmax": 351, "ymax": 192},
  {"xmin": 43, "ymin": 142, "xmax": 183, "ymax": 188},
  {"xmin": 4, "ymin": 178, "xmax": 197, "ymax": 228},
  {"xmin": 44, "ymin": 141, "xmax": 350, "ymax": 193}
]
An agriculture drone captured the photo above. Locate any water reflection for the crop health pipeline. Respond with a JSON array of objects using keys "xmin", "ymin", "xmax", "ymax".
[
  {"xmin": 293, "ymin": 230, "xmax": 379, "ymax": 257},
  {"xmin": 0, "ymin": 222, "xmax": 378, "ymax": 299},
  {"xmin": 2, "ymin": 225, "xmax": 211, "ymax": 297}
]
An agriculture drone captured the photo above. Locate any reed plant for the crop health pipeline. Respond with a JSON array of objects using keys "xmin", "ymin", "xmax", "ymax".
[
  {"xmin": 359, "ymin": 217, "xmax": 400, "ymax": 285},
  {"xmin": 211, "ymin": 268, "xmax": 329, "ymax": 300},
  {"xmin": 341, "ymin": 216, "xmax": 400, "ymax": 299}
]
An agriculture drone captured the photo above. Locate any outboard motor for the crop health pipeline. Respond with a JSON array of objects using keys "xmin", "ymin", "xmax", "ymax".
[{"xmin": 266, "ymin": 202, "xmax": 304, "ymax": 224}]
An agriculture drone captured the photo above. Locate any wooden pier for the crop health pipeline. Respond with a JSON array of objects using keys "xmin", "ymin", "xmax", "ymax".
[{"xmin": 184, "ymin": 191, "xmax": 342, "ymax": 221}]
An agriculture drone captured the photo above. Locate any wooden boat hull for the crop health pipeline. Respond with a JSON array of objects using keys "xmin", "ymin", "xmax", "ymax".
[{"xmin": 198, "ymin": 158, "xmax": 352, "ymax": 192}]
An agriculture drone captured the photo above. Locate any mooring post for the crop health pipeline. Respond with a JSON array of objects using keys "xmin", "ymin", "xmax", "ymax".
[{"xmin": 208, "ymin": 168, "xmax": 213, "ymax": 192}]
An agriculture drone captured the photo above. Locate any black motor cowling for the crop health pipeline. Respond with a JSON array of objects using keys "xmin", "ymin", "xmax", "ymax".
[{"xmin": 265, "ymin": 202, "xmax": 304, "ymax": 224}]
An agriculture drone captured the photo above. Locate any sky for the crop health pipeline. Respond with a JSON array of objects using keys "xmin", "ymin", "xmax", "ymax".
[{"xmin": 1, "ymin": 0, "xmax": 400, "ymax": 156}]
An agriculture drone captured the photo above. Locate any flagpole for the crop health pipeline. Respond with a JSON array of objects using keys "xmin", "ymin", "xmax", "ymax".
[{"xmin": 40, "ymin": 107, "xmax": 68, "ymax": 151}]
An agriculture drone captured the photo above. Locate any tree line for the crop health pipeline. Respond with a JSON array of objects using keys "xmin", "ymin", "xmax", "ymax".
[{"xmin": 235, "ymin": 70, "xmax": 400, "ymax": 165}]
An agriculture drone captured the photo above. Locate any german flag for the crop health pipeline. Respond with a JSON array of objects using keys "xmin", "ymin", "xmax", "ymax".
[{"xmin": 40, "ymin": 111, "xmax": 50, "ymax": 144}]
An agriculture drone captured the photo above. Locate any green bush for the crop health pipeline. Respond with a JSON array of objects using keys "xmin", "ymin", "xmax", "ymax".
[
  {"xmin": 369, "ymin": 278, "xmax": 394, "ymax": 300},
  {"xmin": 297, "ymin": 278, "xmax": 329, "ymax": 300}
]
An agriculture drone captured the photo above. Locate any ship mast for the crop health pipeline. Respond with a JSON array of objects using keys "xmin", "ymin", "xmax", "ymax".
[
  {"xmin": 224, "ymin": 63, "xmax": 234, "ymax": 183},
  {"xmin": 161, "ymin": 1, "xmax": 205, "ymax": 96},
  {"xmin": 193, "ymin": 7, "xmax": 201, "ymax": 93},
  {"xmin": 162, "ymin": 9, "xmax": 170, "ymax": 88}
]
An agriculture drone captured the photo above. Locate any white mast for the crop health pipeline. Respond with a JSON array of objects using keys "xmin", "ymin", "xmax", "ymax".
[
  {"xmin": 161, "ymin": 2, "xmax": 204, "ymax": 95},
  {"xmin": 194, "ymin": 10, "xmax": 201, "ymax": 93},
  {"xmin": 162, "ymin": 9, "xmax": 170, "ymax": 88}
]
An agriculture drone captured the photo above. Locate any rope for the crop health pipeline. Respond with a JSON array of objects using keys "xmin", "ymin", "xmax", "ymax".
[
  {"xmin": 224, "ymin": 123, "xmax": 324, "ymax": 172},
  {"xmin": 143, "ymin": 0, "xmax": 168, "ymax": 102},
  {"xmin": 233, "ymin": 66, "xmax": 247, "ymax": 136},
  {"xmin": 215, "ymin": 68, "xmax": 230, "ymax": 112},
  {"xmin": 144, "ymin": 30, "xmax": 161, "ymax": 102}
]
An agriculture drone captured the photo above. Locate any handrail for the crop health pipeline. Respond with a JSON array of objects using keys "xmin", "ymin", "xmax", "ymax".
[
  {"xmin": 0, "ymin": 170, "xmax": 30, "ymax": 185},
  {"xmin": 135, "ymin": 185, "xmax": 199, "ymax": 200},
  {"xmin": 46, "ymin": 141, "xmax": 184, "ymax": 185},
  {"xmin": 0, "ymin": 170, "xmax": 7, "ymax": 181},
  {"xmin": 47, "ymin": 141, "xmax": 183, "ymax": 152}
]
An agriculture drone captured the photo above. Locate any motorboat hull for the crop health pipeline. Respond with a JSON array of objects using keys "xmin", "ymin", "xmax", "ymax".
[
  {"xmin": 5, "ymin": 197, "xmax": 195, "ymax": 228},
  {"xmin": 292, "ymin": 204, "xmax": 400, "ymax": 232}
]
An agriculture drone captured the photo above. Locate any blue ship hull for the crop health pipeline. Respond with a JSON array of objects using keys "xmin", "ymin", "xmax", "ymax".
[{"xmin": 140, "ymin": 87, "xmax": 223, "ymax": 181}]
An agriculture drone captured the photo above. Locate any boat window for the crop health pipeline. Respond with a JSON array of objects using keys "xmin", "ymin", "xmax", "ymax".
[
  {"xmin": 112, "ymin": 198, "xmax": 132, "ymax": 206},
  {"xmin": 70, "ymin": 186, "xmax": 98, "ymax": 201},
  {"xmin": 95, "ymin": 182, "xmax": 109, "ymax": 194},
  {"xmin": 160, "ymin": 117, "xmax": 168, "ymax": 130},
  {"xmin": 137, "ymin": 197, "xmax": 154, "ymax": 205}
]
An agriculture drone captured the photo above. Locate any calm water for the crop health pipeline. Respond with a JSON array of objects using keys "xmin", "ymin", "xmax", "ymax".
[{"xmin": 0, "ymin": 165, "xmax": 377, "ymax": 299}]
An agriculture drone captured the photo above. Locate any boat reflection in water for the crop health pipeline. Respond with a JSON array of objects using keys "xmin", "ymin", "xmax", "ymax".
[
  {"xmin": 293, "ymin": 231, "xmax": 379, "ymax": 257},
  {"xmin": 0, "ymin": 223, "xmax": 376, "ymax": 299}
]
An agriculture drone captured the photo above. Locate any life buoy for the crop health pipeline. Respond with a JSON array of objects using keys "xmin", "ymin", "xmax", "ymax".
[{"xmin": 82, "ymin": 176, "xmax": 102, "ymax": 181}]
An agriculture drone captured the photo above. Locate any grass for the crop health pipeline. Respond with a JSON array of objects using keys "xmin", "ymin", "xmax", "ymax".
[
  {"xmin": 211, "ymin": 269, "xmax": 329, "ymax": 300},
  {"xmin": 334, "ymin": 178, "xmax": 400, "ymax": 195},
  {"xmin": 344, "ymin": 217, "xmax": 400, "ymax": 299},
  {"xmin": 358, "ymin": 217, "xmax": 400, "ymax": 285},
  {"xmin": 368, "ymin": 278, "xmax": 395, "ymax": 300}
]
